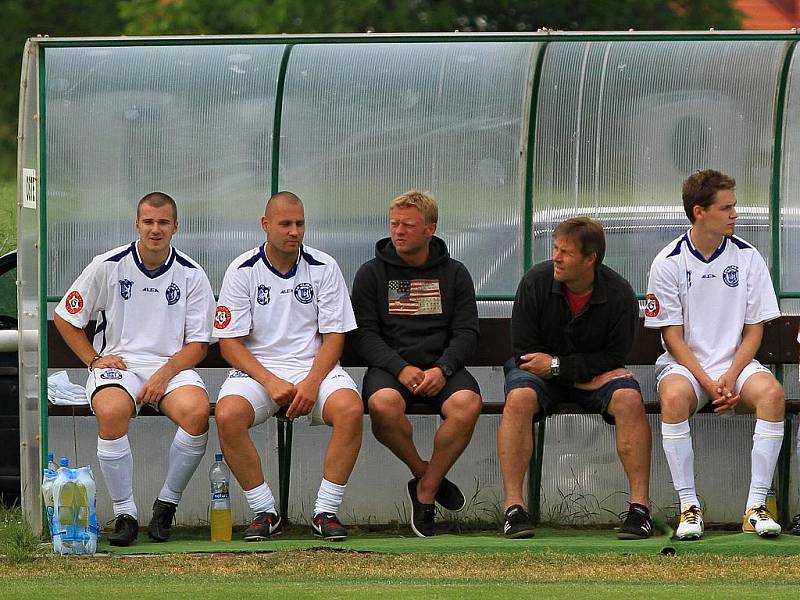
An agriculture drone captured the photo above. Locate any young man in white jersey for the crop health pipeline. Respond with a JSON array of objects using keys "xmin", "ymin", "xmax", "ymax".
[
  {"xmin": 646, "ymin": 169, "xmax": 785, "ymax": 539},
  {"xmin": 213, "ymin": 191, "xmax": 363, "ymax": 541},
  {"xmin": 54, "ymin": 192, "xmax": 216, "ymax": 546}
]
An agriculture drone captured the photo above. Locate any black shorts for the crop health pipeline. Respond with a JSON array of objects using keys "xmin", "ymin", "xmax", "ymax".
[
  {"xmin": 503, "ymin": 358, "xmax": 641, "ymax": 425},
  {"xmin": 361, "ymin": 366, "xmax": 481, "ymax": 417}
]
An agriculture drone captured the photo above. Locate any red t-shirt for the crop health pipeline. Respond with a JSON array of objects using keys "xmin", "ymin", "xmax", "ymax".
[{"xmin": 566, "ymin": 287, "xmax": 592, "ymax": 317}]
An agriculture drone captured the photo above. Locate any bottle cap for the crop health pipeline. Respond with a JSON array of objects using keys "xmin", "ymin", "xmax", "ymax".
[
  {"xmin": 48, "ymin": 452, "xmax": 54, "ymax": 461},
  {"xmin": 60, "ymin": 457, "xmax": 69, "ymax": 467},
  {"xmin": 215, "ymin": 453, "xmax": 223, "ymax": 462}
]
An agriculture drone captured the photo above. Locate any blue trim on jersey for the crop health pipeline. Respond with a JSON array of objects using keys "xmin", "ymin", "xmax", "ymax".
[
  {"xmin": 174, "ymin": 253, "xmax": 197, "ymax": 269},
  {"xmin": 728, "ymin": 236, "xmax": 753, "ymax": 250},
  {"xmin": 238, "ymin": 248, "xmax": 262, "ymax": 269},
  {"xmin": 301, "ymin": 248, "xmax": 326, "ymax": 266},
  {"xmin": 94, "ymin": 310, "xmax": 108, "ymax": 355},
  {"xmin": 105, "ymin": 244, "xmax": 133, "ymax": 263},
  {"xmin": 261, "ymin": 242, "xmax": 302, "ymax": 279},
  {"xmin": 666, "ymin": 236, "xmax": 685, "ymax": 258},
  {"xmin": 685, "ymin": 233, "xmax": 727, "ymax": 264},
  {"xmin": 132, "ymin": 243, "xmax": 177, "ymax": 279}
]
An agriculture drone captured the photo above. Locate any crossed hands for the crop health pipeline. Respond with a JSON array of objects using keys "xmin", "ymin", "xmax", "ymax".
[
  {"xmin": 265, "ymin": 376, "xmax": 319, "ymax": 420},
  {"xmin": 398, "ymin": 365, "xmax": 446, "ymax": 397},
  {"xmin": 704, "ymin": 372, "xmax": 740, "ymax": 416}
]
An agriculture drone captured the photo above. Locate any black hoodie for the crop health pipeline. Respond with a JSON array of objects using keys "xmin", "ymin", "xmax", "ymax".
[{"xmin": 351, "ymin": 236, "xmax": 479, "ymax": 377}]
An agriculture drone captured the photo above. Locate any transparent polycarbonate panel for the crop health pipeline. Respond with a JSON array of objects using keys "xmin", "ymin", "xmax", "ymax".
[
  {"xmin": 541, "ymin": 414, "xmax": 755, "ymax": 524},
  {"xmin": 781, "ymin": 47, "xmax": 800, "ymax": 293},
  {"xmin": 533, "ymin": 41, "xmax": 786, "ymax": 293},
  {"xmin": 280, "ymin": 42, "xmax": 537, "ymax": 296},
  {"xmin": 17, "ymin": 41, "xmax": 43, "ymax": 534},
  {"xmin": 45, "ymin": 44, "xmax": 285, "ymax": 294}
]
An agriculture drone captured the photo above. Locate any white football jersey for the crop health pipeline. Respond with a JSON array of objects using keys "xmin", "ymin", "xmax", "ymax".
[
  {"xmin": 644, "ymin": 231, "xmax": 780, "ymax": 375},
  {"xmin": 214, "ymin": 243, "xmax": 356, "ymax": 370},
  {"xmin": 55, "ymin": 242, "xmax": 216, "ymax": 368}
]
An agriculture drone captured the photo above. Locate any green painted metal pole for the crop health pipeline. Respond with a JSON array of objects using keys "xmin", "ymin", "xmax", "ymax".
[
  {"xmin": 37, "ymin": 45, "xmax": 49, "ymax": 480},
  {"xmin": 524, "ymin": 41, "xmax": 549, "ymax": 525},
  {"xmin": 271, "ymin": 44, "xmax": 294, "ymax": 520},
  {"xmin": 769, "ymin": 41, "xmax": 796, "ymax": 526}
]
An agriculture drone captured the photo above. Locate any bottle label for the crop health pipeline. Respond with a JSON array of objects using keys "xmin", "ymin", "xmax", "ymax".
[{"xmin": 211, "ymin": 480, "xmax": 229, "ymax": 501}]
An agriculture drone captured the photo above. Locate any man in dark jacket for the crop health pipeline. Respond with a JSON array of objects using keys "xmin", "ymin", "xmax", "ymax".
[
  {"xmin": 498, "ymin": 217, "xmax": 652, "ymax": 540},
  {"xmin": 351, "ymin": 190, "xmax": 482, "ymax": 538}
]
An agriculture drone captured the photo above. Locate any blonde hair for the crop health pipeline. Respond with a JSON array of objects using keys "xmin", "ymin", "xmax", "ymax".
[{"xmin": 389, "ymin": 190, "xmax": 438, "ymax": 225}]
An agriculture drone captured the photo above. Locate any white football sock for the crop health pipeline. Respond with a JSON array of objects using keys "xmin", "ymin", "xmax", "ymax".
[
  {"xmin": 97, "ymin": 435, "xmax": 137, "ymax": 519},
  {"xmin": 746, "ymin": 419, "xmax": 784, "ymax": 510},
  {"xmin": 314, "ymin": 478, "xmax": 346, "ymax": 515},
  {"xmin": 244, "ymin": 482, "xmax": 276, "ymax": 515},
  {"xmin": 661, "ymin": 420, "xmax": 700, "ymax": 509},
  {"xmin": 157, "ymin": 428, "xmax": 208, "ymax": 505}
]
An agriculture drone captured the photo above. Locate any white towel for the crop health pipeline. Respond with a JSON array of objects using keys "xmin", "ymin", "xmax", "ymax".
[{"xmin": 47, "ymin": 371, "xmax": 89, "ymax": 406}]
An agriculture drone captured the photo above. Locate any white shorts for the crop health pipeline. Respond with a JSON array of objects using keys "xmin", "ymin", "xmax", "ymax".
[
  {"xmin": 217, "ymin": 365, "xmax": 358, "ymax": 427},
  {"xmin": 655, "ymin": 359, "xmax": 772, "ymax": 412},
  {"xmin": 86, "ymin": 366, "xmax": 207, "ymax": 415}
]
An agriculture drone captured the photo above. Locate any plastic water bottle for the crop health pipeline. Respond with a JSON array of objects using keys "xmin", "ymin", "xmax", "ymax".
[
  {"xmin": 59, "ymin": 456, "xmax": 69, "ymax": 469},
  {"xmin": 74, "ymin": 466, "xmax": 98, "ymax": 553},
  {"xmin": 53, "ymin": 465, "xmax": 75, "ymax": 553},
  {"xmin": 47, "ymin": 452, "xmax": 58, "ymax": 472},
  {"xmin": 41, "ymin": 468, "xmax": 57, "ymax": 538},
  {"xmin": 209, "ymin": 453, "xmax": 232, "ymax": 542}
]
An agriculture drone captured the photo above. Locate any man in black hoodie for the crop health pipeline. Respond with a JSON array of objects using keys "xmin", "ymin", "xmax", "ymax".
[{"xmin": 351, "ymin": 190, "xmax": 482, "ymax": 538}]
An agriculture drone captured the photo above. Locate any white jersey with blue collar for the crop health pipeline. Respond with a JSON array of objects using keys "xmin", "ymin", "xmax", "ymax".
[
  {"xmin": 214, "ymin": 243, "xmax": 356, "ymax": 370},
  {"xmin": 55, "ymin": 241, "xmax": 216, "ymax": 368},
  {"xmin": 644, "ymin": 230, "xmax": 780, "ymax": 375}
]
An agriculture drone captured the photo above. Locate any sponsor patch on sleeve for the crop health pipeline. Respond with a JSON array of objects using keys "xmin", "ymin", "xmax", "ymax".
[
  {"xmin": 214, "ymin": 305, "xmax": 232, "ymax": 329},
  {"xmin": 65, "ymin": 291, "xmax": 84, "ymax": 314},
  {"xmin": 644, "ymin": 293, "xmax": 660, "ymax": 318}
]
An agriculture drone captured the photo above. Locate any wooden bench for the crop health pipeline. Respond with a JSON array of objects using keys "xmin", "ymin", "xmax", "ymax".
[{"xmin": 46, "ymin": 316, "xmax": 800, "ymax": 524}]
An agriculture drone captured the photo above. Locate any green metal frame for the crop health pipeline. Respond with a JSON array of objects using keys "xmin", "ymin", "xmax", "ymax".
[{"xmin": 32, "ymin": 31, "xmax": 800, "ymax": 526}]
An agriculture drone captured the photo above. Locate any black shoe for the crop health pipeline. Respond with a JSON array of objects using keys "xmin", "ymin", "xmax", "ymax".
[
  {"xmin": 503, "ymin": 504, "xmax": 535, "ymax": 539},
  {"xmin": 791, "ymin": 514, "xmax": 800, "ymax": 536},
  {"xmin": 407, "ymin": 478, "xmax": 435, "ymax": 538},
  {"xmin": 617, "ymin": 503, "xmax": 653, "ymax": 540},
  {"xmin": 435, "ymin": 477, "xmax": 466, "ymax": 512},
  {"xmin": 107, "ymin": 514, "xmax": 139, "ymax": 547},
  {"xmin": 148, "ymin": 499, "xmax": 177, "ymax": 542},
  {"xmin": 311, "ymin": 512, "xmax": 348, "ymax": 541},
  {"xmin": 243, "ymin": 511, "xmax": 283, "ymax": 541}
]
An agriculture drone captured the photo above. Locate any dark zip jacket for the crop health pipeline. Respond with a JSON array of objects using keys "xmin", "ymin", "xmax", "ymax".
[
  {"xmin": 511, "ymin": 260, "xmax": 638, "ymax": 385},
  {"xmin": 351, "ymin": 236, "xmax": 479, "ymax": 376}
]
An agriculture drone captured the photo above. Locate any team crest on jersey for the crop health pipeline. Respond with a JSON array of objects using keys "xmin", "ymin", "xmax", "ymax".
[
  {"xmin": 294, "ymin": 283, "xmax": 314, "ymax": 304},
  {"xmin": 166, "ymin": 283, "xmax": 181, "ymax": 305},
  {"xmin": 65, "ymin": 291, "xmax": 84, "ymax": 314},
  {"xmin": 119, "ymin": 279, "xmax": 133, "ymax": 300},
  {"xmin": 214, "ymin": 305, "xmax": 232, "ymax": 329},
  {"xmin": 228, "ymin": 369, "xmax": 249, "ymax": 378},
  {"xmin": 99, "ymin": 368, "xmax": 123, "ymax": 380},
  {"xmin": 644, "ymin": 293, "xmax": 660, "ymax": 318},
  {"xmin": 722, "ymin": 265, "xmax": 739, "ymax": 288},
  {"xmin": 257, "ymin": 284, "xmax": 271, "ymax": 306}
]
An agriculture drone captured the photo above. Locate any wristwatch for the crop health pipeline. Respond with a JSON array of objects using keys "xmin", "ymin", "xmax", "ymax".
[{"xmin": 550, "ymin": 356, "xmax": 560, "ymax": 377}]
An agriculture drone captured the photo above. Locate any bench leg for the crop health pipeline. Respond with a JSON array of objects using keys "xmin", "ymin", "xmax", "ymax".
[
  {"xmin": 527, "ymin": 419, "xmax": 547, "ymax": 525},
  {"xmin": 276, "ymin": 419, "xmax": 294, "ymax": 521},
  {"xmin": 776, "ymin": 414, "xmax": 793, "ymax": 526}
]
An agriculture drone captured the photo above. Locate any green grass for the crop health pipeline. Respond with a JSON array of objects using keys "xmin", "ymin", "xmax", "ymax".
[{"xmin": 0, "ymin": 178, "xmax": 14, "ymax": 256}]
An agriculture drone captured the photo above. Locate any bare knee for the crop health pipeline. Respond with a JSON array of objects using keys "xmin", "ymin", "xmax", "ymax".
[
  {"xmin": 758, "ymin": 382, "xmax": 785, "ymax": 418},
  {"xmin": 503, "ymin": 387, "xmax": 539, "ymax": 422},
  {"xmin": 215, "ymin": 397, "xmax": 251, "ymax": 436},
  {"xmin": 442, "ymin": 391, "xmax": 481, "ymax": 424},
  {"xmin": 180, "ymin": 401, "xmax": 211, "ymax": 436},
  {"xmin": 608, "ymin": 389, "xmax": 646, "ymax": 422},
  {"xmin": 658, "ymin": 387, "xmax": 693, "ymax": 422},
  {"xmin": 327, "ymin": 393, "xmax": 364, "ymax": 432}
]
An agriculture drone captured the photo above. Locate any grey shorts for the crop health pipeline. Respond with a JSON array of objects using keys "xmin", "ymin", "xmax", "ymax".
[{"xmin": 503, "ymin": 358, "xmax": 642, "ymax": 425}]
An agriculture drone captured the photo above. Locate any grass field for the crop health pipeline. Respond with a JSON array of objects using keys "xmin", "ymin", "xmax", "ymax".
[{"xmin": 2, "ymin": 509, "xmax": 799, "ymax": 600}]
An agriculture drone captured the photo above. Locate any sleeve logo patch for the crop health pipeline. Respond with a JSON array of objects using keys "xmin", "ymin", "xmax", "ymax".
[
  {"xmin": 644, "ymin": 293, "xmax": 660, "ymax": 318},
  {"xmin": 214, "ymin": 305, "xmax": 232, "ymax": 329},
  {"xmin": 65, "ymin": 291, "xmax": 84, "ymax": 314}
]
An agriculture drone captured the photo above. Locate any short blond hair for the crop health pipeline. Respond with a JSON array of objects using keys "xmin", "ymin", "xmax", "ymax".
[{"xmin": 389, "ymin": 190, "xmax": 438, "ymax": 225}]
